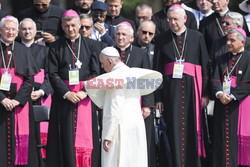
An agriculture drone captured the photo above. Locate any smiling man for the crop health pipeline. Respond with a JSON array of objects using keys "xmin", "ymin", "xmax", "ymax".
[{"xmin": 0, "ymin": 16, "xmax": 39, "ymax": 167}]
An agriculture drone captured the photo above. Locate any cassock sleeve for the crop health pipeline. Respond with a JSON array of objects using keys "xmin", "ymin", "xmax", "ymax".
[
  {"xmin": 40, "ymin": 47, "xmax": 53, "ymax": 97},
  {"xmin": 0, "ymin": 91, "xmax": 7, "ymax": 102},
  {"xmin": 14, "ymin": 75, "xmax": 34, "ymax": 106},
  {"xmin": 140, "ymin": 49, "xmax": 154, "ymax": 107},
  {"xmin": 153, "ymin": 37, "xmax": 164, "ymax": 103},
  {"xmin": 102, "ymin": 89, "xmax": 123, "ymax": 141},
  {"xmin": 210, "ymin": 55, "xmax": 224, "ymax": 98},
  {"xmin": 48, "ymin": 44, "xmax": 70, "ymax": 98},
  {"xmin": 198, "ymin": 33, "xmax": 210, "ymax": 97}
]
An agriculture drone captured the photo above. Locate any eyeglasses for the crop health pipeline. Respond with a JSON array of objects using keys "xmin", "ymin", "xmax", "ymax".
[
  {"xmin": 115, "ymin": 32, "xmax": 130, "ymax": 37},
  {"xmin": 3, "ymin": 27, "xmax": 18, "ymax": 33},
  {"xmin": 92, "ymin": 13, "xmax": 106, "ymax": 18},
  {"xmin": 140, "ymin": 30, "xmax": 154, "ymax": 36},
  {"xmin": 222, "ymin": 21, "xmax": 233, "ymax": 26},
  {"xmin": 167, "ymin": 17, "xmax": 182, "ymax": 22},
  {"xmin": 80, "ymin": 25, "xmax": 91, "ymax": 30},
  {"xmin": 34, "ymin": 3, "xmax": 47, "ymax": 7}
]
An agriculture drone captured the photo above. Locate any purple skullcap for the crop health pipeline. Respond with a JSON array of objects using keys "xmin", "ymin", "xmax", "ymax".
[
  {"xmin": 63, "ymin": 9, "xmax": 79, "ymax": 18},
  {"xmin": 4, "ymin": 15, "xmax": 14, "ymax": 19},
  {"xmin": 119, "ymin": 21, "xmax": 133, "ymax": 29},
  {"xmin": 170, "ymin": 4, "xmax": 184, "ymax": 9},
  {"xmin": 234, "ymin": 28, "xmax": 246, "ymax": 38}
]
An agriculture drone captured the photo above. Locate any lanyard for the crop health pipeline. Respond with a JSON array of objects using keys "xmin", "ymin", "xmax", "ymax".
[
  {"xmin": 225, "ymin": 53, "xmax": 243, "ymax": 80},
  {"xmin": 66, "ymin": 36, "xmax": 81, "ymax": 63},
  {"xmin": 171, "ymin": 30, "xmax": 187, "ymax": 62},
  {"xmin": 215, "ymin": 17, "xmax": 225, "ymax": 36},
  {"xmin": 0, "ymin": 42, "xmax": 14, "ymax": 73}
]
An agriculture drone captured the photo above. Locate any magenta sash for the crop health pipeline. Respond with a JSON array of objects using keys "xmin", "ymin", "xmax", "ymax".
[
  {"xmin": 34, "ymin": 69, "xmax": 51, "ymax": 159},
  {"xmin": 65, "ymin": 81, "xmax": 93, "ymax": 167},
  {"xmin": 0, "ymin": 68, "xmax": 30, "ymax": 165},
  {"xmin": 230, "ymin": 76, "xmax": 250, "ymax": 165},
  {"xmin": 164, "ymin": 62, "xmax": 206, "ymax": 158}
]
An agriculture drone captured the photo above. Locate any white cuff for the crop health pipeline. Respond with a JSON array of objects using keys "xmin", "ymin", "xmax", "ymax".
[
  {"xmin": 230, "ymin": 94, "xmax": 236, "ymax": 100},
  {"xmin": 63, "ymin": 91, "xmax": 70, "ymax": 99},
  {"xmin": 215, "ymin": 91, "xmax": 223, "ymax": 98},
  {"xmin": 39, "ymin": 89, "xmax": 45, "ymax": 96}
]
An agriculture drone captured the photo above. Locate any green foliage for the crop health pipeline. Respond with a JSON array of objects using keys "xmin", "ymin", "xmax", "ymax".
[{"xmin": 120, "ymin": 0, "xmax": 145, "ymax": 21}]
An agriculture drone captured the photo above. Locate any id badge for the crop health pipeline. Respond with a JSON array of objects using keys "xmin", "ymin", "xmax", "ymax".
[
  {"xmin": 69, "ymin": 69, "xmax": 79, "ymax": 85},
  {"xmin": 0, "ymin": 72, "xmax": 12, "ymax": 91},
  {"xmin": 223, "ymin": 80, "xmax": 231, "ymax": 94},
  {"xmin": 173, "ymin": 62, "xmax": 184, "ymax": 79}
]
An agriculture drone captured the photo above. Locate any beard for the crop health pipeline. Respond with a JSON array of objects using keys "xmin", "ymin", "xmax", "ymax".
[{"xmin": 78, "ymin": 6, "xmax": 90, "ymax": 14}]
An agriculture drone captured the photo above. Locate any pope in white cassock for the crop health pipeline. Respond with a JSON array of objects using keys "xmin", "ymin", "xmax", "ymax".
[{"xmin": 84, "ymin": 47, "xmax": 162, "ymax": 167}]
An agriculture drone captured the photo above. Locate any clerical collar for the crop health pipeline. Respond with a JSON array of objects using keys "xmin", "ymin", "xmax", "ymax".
[
  {"xmin": 232, "ymin": 48, "xmax": 244, "ymax": 55},
  {"xmin": 120, "ymin": 44, "xmax": 130, "ymax": 51},
  {"xmin": 66, "ymin": 34, "xmax": 80, "ymax": 43},
  {"xmin": 22, "ymin": 41, "xmax": 34, "ymax": 47},
  {"xmin": 219, "ymin": 8, "xmax": 229, "ymax": 17},
  {"xmin": 111, "ymin": 62, "xmax": 124, "ymax": 72},
  {"xmin": 171, "ymin": 27, "xmax": 186, "ymax": 36},
  {"xmin": 141, "ymin": 46, "xmax": 146, "ymax": 50},
  {"xmin": 0, "ymin": 38, "xmax": 12, "ymax": 46}
]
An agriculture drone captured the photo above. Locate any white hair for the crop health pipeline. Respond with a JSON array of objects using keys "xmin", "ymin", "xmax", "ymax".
[
  {"xmin": 167, "ymin": 6, "xmax": 186, "ymax": 18},
  {"xmin": 0, "ymin": 16, "xmax": 19, "ymax": 29},
  {"xmin": 19, "ymin": 18, "xmax": 37, "ymax": 29},
  {"xmin": 115, "ymin": 23, "xmax": 134, "ymax": 36}
]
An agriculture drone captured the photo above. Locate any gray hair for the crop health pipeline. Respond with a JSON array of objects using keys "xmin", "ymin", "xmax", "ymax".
[
  {"xmin": 226, "ymin": 12, "xmax": 244, "ymax": 28},
  {"xmin": 228, "ymin": 29, "xmax": 246, "ymax": 42},
  {"xmin": 115, "ymin": 23, "xmax": 134, "ymax": 36},
  {"xmin": 135, "ymin": 3, "xmax": 153, "ymax": 16},
  {"xmin": 0, "ymin": 16, "xmax": 19, "ymax": 29},
  {"xmin": 19, "ymin": 18, "xmax": 37, "ymax": 29},
  {"xmin": 62, "ymin": 16, "xmax": 80, "ymax": 22},
  {"xmin": 138, "ymin": 19, "xmax": 156, "ymax": 33},
  {"xmin": 167, "ymin": 6, "xmax": 186, "ymax": 18},
  {"xmin": 80, "ymin": 14, "xmax": 93, "ymax": 26}
]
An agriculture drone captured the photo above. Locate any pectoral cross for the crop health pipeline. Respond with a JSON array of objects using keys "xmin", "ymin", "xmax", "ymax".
[{"xmin": 75, "ymin": 59, "xmax": 82, "ymax": 69}]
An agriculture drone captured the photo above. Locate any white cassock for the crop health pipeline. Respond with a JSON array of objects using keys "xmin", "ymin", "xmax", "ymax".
[{"xmin": 84, "ymin": 62, "xmax": 162, "ymax": 167}]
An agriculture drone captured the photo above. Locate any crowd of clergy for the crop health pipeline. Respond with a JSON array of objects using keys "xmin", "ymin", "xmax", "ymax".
[{"xmin": 0, "ymin": 0, "xmax": 250, "ymax": 167}]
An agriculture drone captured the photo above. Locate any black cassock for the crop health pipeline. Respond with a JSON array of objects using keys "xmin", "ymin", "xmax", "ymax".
[
  {"xmin": 28, "ymin": 43, "xmax": 53, "ymax": 104},
  {"xmin": 0, "ymin": 41, "xmax": 39, "ymax": 167},
  {"xmin": 211, "ymin": 51, "xmax": 250, "ymax": 167},
  {"xmin": 26, "ymin": 43, "xmax": 53, "ymax": 166},
  {"xmin": 154, "ymin": 29, "xmax": 209, "ymax": 167},
  {"xmin": 46, "ymin": 36, "xmax": 104, "ymax": 167},
  {"xmin": 152, "ymin": 6, "xmax": 197, "ymax": 36}
]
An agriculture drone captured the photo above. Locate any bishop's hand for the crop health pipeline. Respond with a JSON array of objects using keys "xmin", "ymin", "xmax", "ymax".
[{"xmin": 66, "ymin": 91, "xmax": 81, "ymax": 104}]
